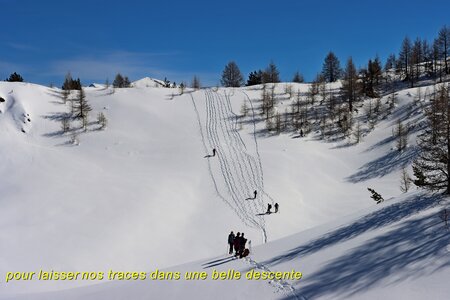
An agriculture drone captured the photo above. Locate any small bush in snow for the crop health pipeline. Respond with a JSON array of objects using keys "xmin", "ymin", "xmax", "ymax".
[
  {"xmin": 97, "ymin": 112, "xmax": 108, "ymax": 130},
  {"xmin": 70, "ymin": 133, "xmax": 79, "ymax": 145}
]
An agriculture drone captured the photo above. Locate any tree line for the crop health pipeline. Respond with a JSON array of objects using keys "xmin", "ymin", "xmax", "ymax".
[{"xmin": 219, "ymin": 25, "xmax": 450, "ymax": 88}]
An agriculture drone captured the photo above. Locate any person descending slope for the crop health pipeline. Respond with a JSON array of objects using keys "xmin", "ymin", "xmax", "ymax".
[
  {"xmin": 204, "ymin": 148, "xmax": 217, "ymax": 158},
  {"xmin": 274, "ymin": 203, "xmax": 279, "ymax": 213},
  {"xmin": 227, "ymin": 231, "xmax": 235, "ymax": 255},
  {"xmin": 266, "ymin": 203, "xmax": 272, "ymax": 214}
]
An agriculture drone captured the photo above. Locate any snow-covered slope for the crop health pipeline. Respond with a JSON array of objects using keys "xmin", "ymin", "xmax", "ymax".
[
  {"xmin": 4, "ymin": 192, "xmax": 449, "ymax": 300},
  {"xmin": 131, "ymin": 77, "xmax": 166, "ymax": 88},
  {"xmin": 0, "ymin": 80, "xmax": 449, "ymax": 299}
]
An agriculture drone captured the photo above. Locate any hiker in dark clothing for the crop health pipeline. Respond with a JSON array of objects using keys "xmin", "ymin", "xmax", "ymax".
[
  {"xmin": 204, "ymin": 148, "xmax": 217, "ymax": 158},
  {"xmin": 239, "ymin": 233, "xmax": 247, "ymax": 258},
  {"xmin": 245, "ymin": 190, "xmax": 258, "ymax": 200},
  {"xmin": 274, "ymin": 203, "xmax": 279, "ymax": 213},
  {"xmin": 233, "ymin": 232, "xmax": 241, "ymax": 256},
  {"xmin": 267, "ymin": 203, "xmax": 272, "ymax": 214},
  {"xmin": 228, "ymin": 231, "xmax": 235, "ymax": 254}
]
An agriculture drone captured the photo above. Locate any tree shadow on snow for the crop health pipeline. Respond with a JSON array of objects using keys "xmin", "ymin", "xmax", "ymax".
[
  {"xmin": 281, "ymin": 195, "xmax": 450, "ymax": 299},
  {"xmin": 41, "ymin": 112, "xmax": 70, "ymax": 122},
  {"xmin": 346, "ymin": 145, "xmax": 419, "ymax": 183},
  {"xmin": 262, "ymin": 194, "xmax": 442, "ymax": 271}
]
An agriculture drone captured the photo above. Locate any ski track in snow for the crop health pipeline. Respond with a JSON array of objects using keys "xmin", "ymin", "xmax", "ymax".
[{"xmin": 190, "ymin": 89, "xmax": 275, "ymax": 243}]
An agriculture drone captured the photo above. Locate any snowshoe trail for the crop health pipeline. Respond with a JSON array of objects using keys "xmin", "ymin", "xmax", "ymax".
[
  {"xmin": 190, "ymin": 89, "xmax": 276, "ymax": 243},
  {"xmin": 244, "ymin": 257, "xmax": 304, "ymax": 300}
]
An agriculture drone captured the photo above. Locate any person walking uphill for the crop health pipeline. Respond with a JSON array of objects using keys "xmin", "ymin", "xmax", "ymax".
[
  {"xmin": 204, "ymin": 148, "xmax": 217, "ymax": 158},
  {"xmin": 233, "ymin": 232, "xmax": 241, "ymax": 256},
  {"xmin": 228, "ymin": 231, "xmax": 235, "ymax": 255},
  {"xmin": 246, "ymin": 190, "xmax": 257, "ymax": 200}
]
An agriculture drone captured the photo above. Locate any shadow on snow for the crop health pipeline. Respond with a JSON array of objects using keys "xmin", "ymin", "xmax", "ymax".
[
  {"xmin": 255, "ymin": 193, "xmax": 447, "ymax": 299},
  {"xmin": 346, "ymin": 145, "xmax": 419, "ymax": 183}
]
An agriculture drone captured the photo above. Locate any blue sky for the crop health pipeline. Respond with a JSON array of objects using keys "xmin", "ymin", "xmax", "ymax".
[{"xmin": 1, "ymin": 0, "xmax": 449, "ymax": 86}]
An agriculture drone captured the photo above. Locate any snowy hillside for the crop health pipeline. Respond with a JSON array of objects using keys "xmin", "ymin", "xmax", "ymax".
[
  {"xmin": 131, "ymin": 77, "xmax": 167, "ymax": 88},
  {"xmin": 5, "ymin": 192, "xmax": 449, "ymax": 300},
  {"xmin": 0, "ymin": 79, "xmax": 449, "ymax": 299}
]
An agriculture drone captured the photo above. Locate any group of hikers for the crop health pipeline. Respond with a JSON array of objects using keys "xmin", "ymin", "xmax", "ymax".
[
  {"xmin": 204, "ymin": 149, "xmax": 280, "ymax": 215},
  {"xmin": 205, "ymin": 147, "xmax": 281, "ymax": 259},
  {"xmin": 227, "ymin": 231, "xmax": 250, "ymax": 258},
  {"xmin": 267, "ymin": 202, "xmax": 279, "ymax": 214}
]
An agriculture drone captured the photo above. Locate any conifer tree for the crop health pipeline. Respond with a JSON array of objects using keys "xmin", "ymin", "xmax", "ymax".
[
  {"xmin": 400, "ymin": 167, "xmax": 412, "ymax": 193},
  {"xmin": 322, "ymin": 51, "xmax": 342, "ymax": 82},
  {"xmin": 6, "ymin": 72, "xmax": 24, "ymax": 82},
  {"xmin": 62, "ymin": 72, "xmax": 82, "ymax": 90},
  {"xmin": 192, "ymin": 75, "xmax": 201, "ymax": 89},
  {"xmin": 113, "ymin": 73, "xmax": 124, "ymax": 88},
  {"xmin": 240, "ymin": 101, "xmax": 249, "ymax": 118},
  {"xmin": 394, "ymin": 119, "xmax": 408, "ymax": 151},
  {"xmin": 413, "ymin": 85, "xmax": 450, "ymax": 193},
  {"xmin": 246, "ymin": 70, "xmax": 263, "ymax": 86},
  {"xmin": 123, "ymin": 76, "xmax": 131, "ymax": 88},
  {"xmin": 292, "ymin": 71, "xmax": 304, "ymax": 83},
  {"xmin": 398, "ymin": 36, "xmax": 412, "ymax": 80},
  {"xmin": 221, "ymin": 61, "xmax": 244, "ymax": 87},
  {"xmin": 438, "ymin": 25, "xmax": 450, "ymax": 74},
  {"xmin": 262, "ymin": 61, "xmax": 280, "ymax": 83},
  {"xmin": 97, "ymin": 112, "xmax": 108, "ymax": 129},
  {"xmin": 74, "ymin": 88, "xmax": 92, "ymax": 126},
  {"xmin": 341, "ymin": 57, "xmax": 358, "ymax": 112},
  {"xmin": 384, "ymin": 54, "xmax": 396, "ymax": 72}
]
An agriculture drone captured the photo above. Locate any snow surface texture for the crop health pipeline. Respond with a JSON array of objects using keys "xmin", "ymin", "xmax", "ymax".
[{"xmin": 0, "ymin": 81, "xmax": 449, "ymax": 299}]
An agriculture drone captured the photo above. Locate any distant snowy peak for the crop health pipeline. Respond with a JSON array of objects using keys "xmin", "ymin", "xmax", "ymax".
[{"xmin": 131, "ymin": 77, "xmax": 167, "ymax": 88}]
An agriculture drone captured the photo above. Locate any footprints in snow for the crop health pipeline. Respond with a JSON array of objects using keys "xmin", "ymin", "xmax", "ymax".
[
  {"xmin": 21, "ymin": 113, "xmax": 32, "ymax": 133},
  {"xmin": 243, "ymin": 257, "xmax": 302, "ymax": 300}
]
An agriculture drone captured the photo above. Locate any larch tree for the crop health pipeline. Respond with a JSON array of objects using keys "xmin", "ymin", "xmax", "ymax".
[
  {"xmin": 384, "ymin": 54, "xmax": 396, "ymax": 72},
  {"xmin": 413, "ymin": 85, "xmax": 450, "ymax": 194},
  {"xmin": 192, "ymin": 75, "xmax": 201, "ymax": 89},
  {"xmin": 322, "ymin": 51, "xmax": 342, "ymax": 82},
  {"xmin": 438, "ymin": 25, "xmax": 450, "ymax": 74},
  {"xmin": 262, "ymin": 61, "xmax": 280, "ymax": 83},
  {"xmin": 74, "ymin": 88, "xmax": 92, "ymax": 130},
  {"xmin": 341, "ymin": 57, "xmax": 358, "ymax": 112},
  {"xmin": 398, "ymin": 36, "xmax": 412, "ymax": 80},
  {"xmin": 292, "ymin": 71, "xmax": 304, "ymax": 83},
  {"xmin": 400, "ymin": 167, "xmax": 412, "ymax": 193},
  {"xmin": 221, "ymin": 61, "xmax": 244, "ymax": 87}
]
